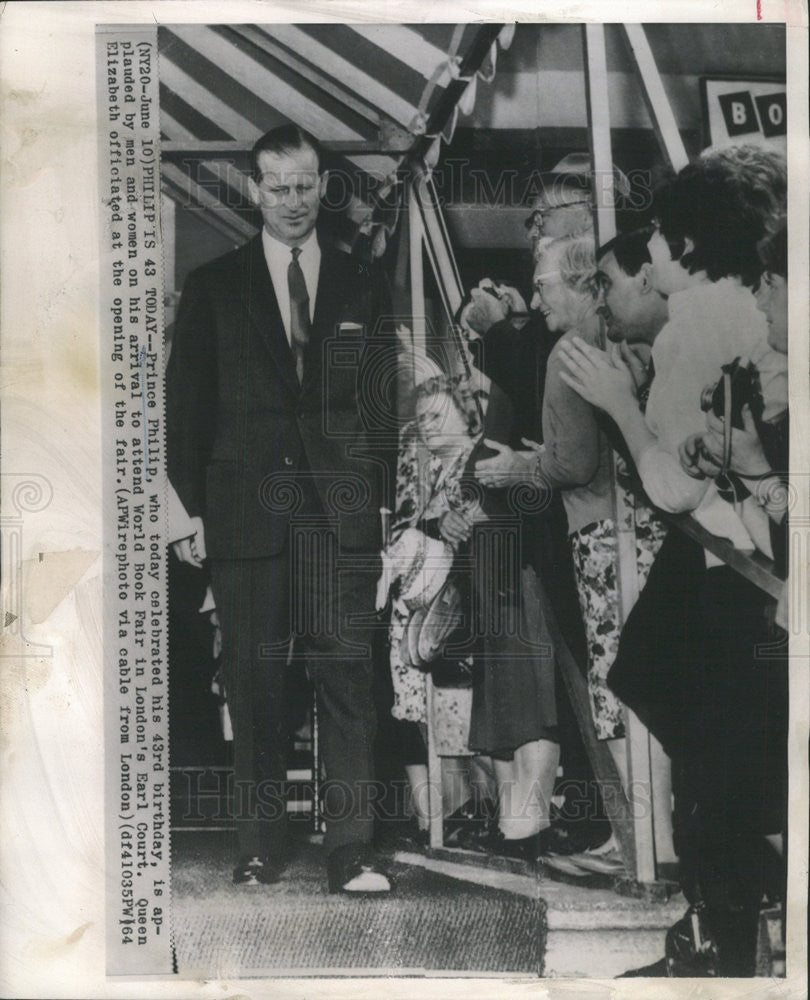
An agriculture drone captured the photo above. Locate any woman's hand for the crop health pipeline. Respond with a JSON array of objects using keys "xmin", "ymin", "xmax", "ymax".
[
  {"xmin": 703, "ymin": 406, "xmax": 772, "ymax": 479},
  {"xmin": 557, "ymin": 336, "xmax": 635, "ymax": 416},
  {"xmin": 439, "ymin": 509, "xmax": 473, "ymax": 546},
  {"xmin": 474, "ymin": 438, "xmax": 538, "ymax": 488}
]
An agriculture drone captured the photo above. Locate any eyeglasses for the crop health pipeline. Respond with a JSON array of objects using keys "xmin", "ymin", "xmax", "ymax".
[{"xmin": 525, "ymin": 200, "xmax": 591, "ymax": 232}]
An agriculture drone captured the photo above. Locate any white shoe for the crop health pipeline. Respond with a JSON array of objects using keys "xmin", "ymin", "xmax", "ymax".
[{"xmin": 341, "ymin": 868, "xmax": 392, "ymax": 893}]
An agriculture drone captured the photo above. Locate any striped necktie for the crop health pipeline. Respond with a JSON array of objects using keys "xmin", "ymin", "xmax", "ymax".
[{"xmin": 288, "ymin": 246, "xmax": 310, "ymax": 383}]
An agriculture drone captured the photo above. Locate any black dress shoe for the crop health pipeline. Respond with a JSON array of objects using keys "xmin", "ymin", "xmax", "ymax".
[
  {"xmin": 471, "ymin": 824, "xmax": 578, "ymax": 863},
  {"xmin": 232, "ymin": 855, "xmax": 282, "ymax": 886},
  {"xmin": 327, "ymin": 842, "xmax": 394, "ymax": 895},
  {"xmin": 535, "ymin": 823, "xmax": 576, "ymax": 856},
  {"xmin": 444, "ymin": 797, "xmax": 496, "ymax": 847},
  {"xmin": 474, "ymin": 828, "xmax": 544, "ymax": 863},
  {"xmin": 377, "ymin": 816, "xmax": 428, "ymax": 853}
]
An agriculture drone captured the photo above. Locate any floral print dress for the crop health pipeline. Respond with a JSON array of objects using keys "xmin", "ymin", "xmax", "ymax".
[{"xmin": 387, "ymin": 420, "xmax": 478, "ymax": 755}]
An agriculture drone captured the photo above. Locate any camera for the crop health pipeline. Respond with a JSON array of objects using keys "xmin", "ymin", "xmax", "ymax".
[{"xmin": 700, "ymin": 357, "xmax": 764, "ymax": 430}]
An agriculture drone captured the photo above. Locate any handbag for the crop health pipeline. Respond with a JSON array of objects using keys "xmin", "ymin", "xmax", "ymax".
[
  {"xmin": 405, "ymin": 576, "xmax": 463, "ymax": 666},
  {"xmin": 402, "ymin": 575, "xmax": 474, "ymax": 687}
]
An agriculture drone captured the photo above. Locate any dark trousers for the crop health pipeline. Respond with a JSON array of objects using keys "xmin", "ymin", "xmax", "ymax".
[
  {"xmin": 610, "ymin": 532, "xmax": 788, "ymax": 974},
  {"xmin": 211, "ymin": 534, "xmax": 380, "ymax": 861}
]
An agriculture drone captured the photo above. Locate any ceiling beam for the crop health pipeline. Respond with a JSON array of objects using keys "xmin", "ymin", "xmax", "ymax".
[
  {"xmin": 198, "ymin": 158, "xmax": 252, "ymax": 203},
  {"xmin": 161, "ymin": 181, "xmax": 249, "ymax": 248},
  {"xmin": 160, "ymin": 162, "xmax": 257, "ymax": 240},
  {"xmin": 622, "ymin": 24, "xmax": 690, "ymax": 172}
]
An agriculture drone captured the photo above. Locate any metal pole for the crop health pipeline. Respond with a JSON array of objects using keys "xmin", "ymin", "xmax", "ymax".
[
  {"xmin": 622, "ymin": 24, "xmax": 690, "ymax": 172},
  {"xmin": 584, "ymin": 22, "xmax": 656, "ymax": 885},
  {"xmin": 408, "ymin": 183, "xmax": 427, "ymax": 357}
]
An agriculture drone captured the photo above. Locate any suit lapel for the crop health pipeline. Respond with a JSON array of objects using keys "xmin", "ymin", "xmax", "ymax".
[{"xmin": 241, "ymin": 235, "xmax": 300, "ymax": 394}]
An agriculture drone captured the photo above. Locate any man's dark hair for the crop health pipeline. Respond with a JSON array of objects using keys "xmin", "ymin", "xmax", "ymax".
[
  {"xmin": 650, "ymin": 162, "xmax": 764, "ymax": 287},
  {"xmin": 597, "ymin": 227, "xmax": 654, "ymax": 277},
  {"xmin": 250, "ymin": 124, "xmax": 325, "ymax": 181},
  {"xmin": 758, "ymin": 219, "xmax": 787, "ymax": 279}
]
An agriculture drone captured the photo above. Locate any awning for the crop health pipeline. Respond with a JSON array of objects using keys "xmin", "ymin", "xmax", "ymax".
[{"xmin": 158, "ymin": 23, "xmax": 511, "ymax": 251}]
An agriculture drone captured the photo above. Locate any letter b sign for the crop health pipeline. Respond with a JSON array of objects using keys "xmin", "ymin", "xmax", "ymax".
[{"xmin": 719, "ymin": 91, "xmax": 758, "ymax": 136}]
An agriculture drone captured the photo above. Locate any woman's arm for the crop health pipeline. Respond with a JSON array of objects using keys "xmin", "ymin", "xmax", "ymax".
[
  {"xmin": 558, "ymin": 336, "xmax": 710, "ymax": 513},
  {"xmin": 537, "ymin": 342, "xmax": 601, "ymax": 490}
]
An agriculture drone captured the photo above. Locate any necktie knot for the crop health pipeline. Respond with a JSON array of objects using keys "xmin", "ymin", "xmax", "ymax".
[{"xmin": 291, "ymin": 247, "xmax": 302, "ymax": 262}]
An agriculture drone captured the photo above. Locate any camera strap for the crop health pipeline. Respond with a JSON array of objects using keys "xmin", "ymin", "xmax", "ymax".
[
  {"xmin": 720, "ymin": 370, "xmax": 733, "ymax": 476},
  {"xmin": 715, "ymin": 370, "xmax": 751, "ymax": 511}
]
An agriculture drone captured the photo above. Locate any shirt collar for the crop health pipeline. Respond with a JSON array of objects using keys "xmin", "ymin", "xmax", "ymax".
[{"xmin": 261, "ymin": 227, "xmax": 319, "ymax": 265}]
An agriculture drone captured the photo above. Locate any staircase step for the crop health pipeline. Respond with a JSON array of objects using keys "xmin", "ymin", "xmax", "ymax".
[
  {"xmin": 396, "ymin": 848, "xmax": 686, "ymax": 978},
  {"xmin": 545, "ymin": 927, "xmax": 666, "ymax": 978}
]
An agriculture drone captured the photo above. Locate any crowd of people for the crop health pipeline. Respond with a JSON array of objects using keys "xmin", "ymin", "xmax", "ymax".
[
  {"xmin": 381, "ymin": 145, "xmax": 789, "ymax": 977},
  {"xmin": 167, "ymin": 124, "xmax": 789, "ymax": 978}
]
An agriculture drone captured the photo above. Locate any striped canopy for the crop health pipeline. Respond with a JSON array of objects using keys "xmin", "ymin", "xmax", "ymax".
[{"xmin": 158, "ymin": 24, "xmax": 511, "ymax": 251}]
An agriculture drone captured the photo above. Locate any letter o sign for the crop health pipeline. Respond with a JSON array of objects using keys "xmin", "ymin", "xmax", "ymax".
[{"xmin": 755, "ymin": 92, "xmax": 787, "ymax": 138}]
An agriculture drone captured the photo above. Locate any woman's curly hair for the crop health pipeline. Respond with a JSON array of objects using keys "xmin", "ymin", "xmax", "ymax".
[
  {"xmin": 651, "ymin": 155, "xmax": 776, "ymax": 288},
  {"xmin": 700, "ymin": 143, "xmax": 786, "ymax": 237},
  {"xmin": 540, "ymin": 234, "xmax": 600, "ymax": 300},
  {"xmin": 757, "ymin": 217, "xmax": 787, "ymax": 279}
]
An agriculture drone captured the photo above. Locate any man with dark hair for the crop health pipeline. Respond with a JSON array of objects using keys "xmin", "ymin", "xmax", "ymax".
[
  {"xmin": 167, "ymin": 125, "xmax": 394, "ymax": 894},
  {"xmin": 596, "ymin": 228, "xmax": 668, "ymax": 348},
  {"xmin": 249, "ymin": 123, "xmax": 325, "ymax": 184}
]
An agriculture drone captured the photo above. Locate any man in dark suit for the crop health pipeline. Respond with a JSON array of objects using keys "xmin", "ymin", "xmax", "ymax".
[{"xmin": 167, "ymin": 125, "xmax": 394, "ymax": 893}]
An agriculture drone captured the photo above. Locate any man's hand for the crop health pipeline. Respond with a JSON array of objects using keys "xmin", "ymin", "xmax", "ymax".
[
  {"xmin": 475, "ymin": 438, "xmax": 538, "ymax": 488},
  {"xmin": 558, "ymin": 336, "xmax": 635, "ymax": 416},
  {"xmin": 172, "ymin": 516, "xmax": 207, "ymax": 568},
  {"xmin": 487, "ymin": 281, "xmax": 528, "ymax": 316},
  {"xmin": 439, "ymin": 509, "xmax": 474, "ymax": 546},
  {"xmin": 703, "ymin": 406, "xmax": 772, "ymax": 479},
  {"xmin": 459, "ymin": 284, "xmax": 510, "ymax": 338},
  {"xmin": 679, "ymin": 433, "xmax": 721, "ymax": 479}
]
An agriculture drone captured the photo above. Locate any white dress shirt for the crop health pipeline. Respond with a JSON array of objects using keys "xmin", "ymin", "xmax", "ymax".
[{"xmin": 261, "ymin": 228, "xmax": 321, "ymax": 345}]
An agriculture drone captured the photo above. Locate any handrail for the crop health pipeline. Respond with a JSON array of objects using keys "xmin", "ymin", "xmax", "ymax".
[
  {"xmin": 617, "ymin": 470, "xmax": 786, "ymax": 601},
  {"xmin": 666, "ymin": 512, "xmax": 786, "ymax": 600}
]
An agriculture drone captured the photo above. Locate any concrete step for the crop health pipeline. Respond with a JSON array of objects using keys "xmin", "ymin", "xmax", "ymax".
[
  {"xmin": 545, "ymin": 927, "xmax": 667, "ymax": 978},
  {"xmin": 396, "ymin": 848, "xmax": 686, "ymax": 979}
]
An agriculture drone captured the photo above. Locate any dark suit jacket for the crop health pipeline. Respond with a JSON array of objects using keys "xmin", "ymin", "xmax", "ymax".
[{"xmin": 167, "ymin": 234, "xmax": 393, "ymax": 560}]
